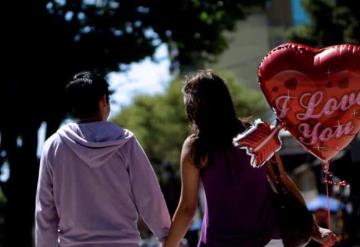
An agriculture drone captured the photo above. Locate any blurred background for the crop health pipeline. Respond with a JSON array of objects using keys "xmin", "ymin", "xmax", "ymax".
[{"xmin": 0, "ymin": 0, "xmax": 360, "ymax": 246}]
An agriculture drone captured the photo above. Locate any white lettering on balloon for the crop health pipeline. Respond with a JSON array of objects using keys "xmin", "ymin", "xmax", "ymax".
[
  {"xmin": 298, "ymin": 121, "xmax": 353, "ymax": 145},
  {"xmin": 296, "ymin": 91, "xmax": 360, "ymax": 120},
  {"xmin": 275, "ymin": 95, "xmax": 292, "ymax": 118},
  {"xmin": 275, "ymin": 90, "xmax": 358, "ymax": 146}
]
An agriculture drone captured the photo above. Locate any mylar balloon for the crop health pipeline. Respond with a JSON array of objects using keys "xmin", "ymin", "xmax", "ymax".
[{"xmin": 259, "ymin": 43, "xmax": 360, "ymax": 162}]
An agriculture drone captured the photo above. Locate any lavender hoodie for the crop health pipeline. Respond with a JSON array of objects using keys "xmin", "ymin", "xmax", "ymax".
[{"xmin": 35, "ymin": 121, "xmax": 171, "ymax": 247}]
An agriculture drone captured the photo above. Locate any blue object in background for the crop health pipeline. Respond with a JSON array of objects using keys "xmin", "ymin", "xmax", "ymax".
[
  {"xmin": 291, "ymin": 0, "xmax": 310, "ymax": 26},
  {"xmin": 307, "ymin": 195, "xmax": 345, "ymax": 212}
]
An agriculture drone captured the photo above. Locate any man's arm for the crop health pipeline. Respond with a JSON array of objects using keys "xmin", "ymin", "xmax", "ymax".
[
  {"xmin": 127, "ymin": 137, "xmax": 171, "ymax": 241},
  {"xmin": 35, "ymin": 147, "xmax": 59, "ymax": 247}
]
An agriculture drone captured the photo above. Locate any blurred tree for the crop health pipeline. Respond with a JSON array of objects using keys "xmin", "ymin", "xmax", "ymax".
[
  {"xmin": 0, "ymin": 0, "xmax": 265, "ymax": 246},
  {"xmin": 287, "ymin": 0, "xmax": 360, "ymax": 46},
  {"xmin": 113, "ymin": 72, "xmax": 266, "ymax": 169}
]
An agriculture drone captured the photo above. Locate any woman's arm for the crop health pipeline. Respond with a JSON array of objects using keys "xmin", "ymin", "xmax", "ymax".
[
  {"xmin": 272, "ymin": 153, "xmax": 337, "ymax": 246},
  {"xmin": 163, "ymin": 137, "xmax": 201, "ymax": 247},
  {"xmin": 271, "ymin": 153, "xmax": 306, "ymax": 204}
]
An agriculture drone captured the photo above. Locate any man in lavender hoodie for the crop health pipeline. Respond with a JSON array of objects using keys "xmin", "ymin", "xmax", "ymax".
[{"xmin": 35, "ymin": 72, "xmax": 171, "ymax": 247}]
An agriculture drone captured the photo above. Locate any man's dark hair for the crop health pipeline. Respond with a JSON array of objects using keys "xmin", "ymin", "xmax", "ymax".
[{"xmin": 66, "ymin": 71, "xmax": 110, "ymax": 118}]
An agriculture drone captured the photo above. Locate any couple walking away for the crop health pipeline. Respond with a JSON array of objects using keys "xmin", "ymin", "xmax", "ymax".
[{"xmin": 35, "ymin": 71, "xmax": 336, "ymax": 247}]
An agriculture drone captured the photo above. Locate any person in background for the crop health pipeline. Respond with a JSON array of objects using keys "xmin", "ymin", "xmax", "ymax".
[
  {"xmin": 163, "ymin": 70, "xmax": 336, "ymax": 247},
  {"xmin": 35, "ymin": 71, "xmax": 170, "ymax": 247}
]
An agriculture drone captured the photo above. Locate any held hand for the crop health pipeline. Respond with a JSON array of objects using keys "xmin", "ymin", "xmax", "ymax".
[
  {"xmin": 312, "ymin": 226, "xmax": 337, "ymax": 247},
  {"xmin": 161, "ymin": 238, "xmax": 168, "ymax": 247},
  {"xmin": 161, "ymin": 238, "xmax": 177, "ymax": 247}
]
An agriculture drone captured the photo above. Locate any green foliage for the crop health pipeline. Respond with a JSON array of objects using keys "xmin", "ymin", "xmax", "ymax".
[
  {"xmin": 113, "ymin": 79, "xmax": 189, "ymax": 168},
  {"xmin": 112, "ymin": 72, "xmax": 267, "ymax": 168},
  {"xmin": 287, "ymin": 0, "xmax": 360, "ymax": 46},
  {"xmin": 38, "ymin": 0, "xmax": 267, "ymax": 71}
]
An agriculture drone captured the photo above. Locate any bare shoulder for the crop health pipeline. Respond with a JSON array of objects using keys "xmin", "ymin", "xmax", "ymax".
[
  {"xmin": 182, "ymin": 135, "xmax": 195, "ymax": 151},
  {"xmin": 181, "ymin": 135, "xmax": 207, "ymax": 169},
  {"xmin": 181, "ymin": 135, "xmax": 197, "ymax": 166}
]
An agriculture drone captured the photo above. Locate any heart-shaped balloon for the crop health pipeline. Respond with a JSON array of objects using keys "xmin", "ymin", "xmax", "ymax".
[{"xmin": 259, "ymin": 43, "xmax": 360, "ymax": 162}]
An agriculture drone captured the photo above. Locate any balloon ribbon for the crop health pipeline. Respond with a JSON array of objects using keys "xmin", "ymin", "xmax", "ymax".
[{"xmin": 322, "ymin": 161, "xmax": 348, "ymax": 230}]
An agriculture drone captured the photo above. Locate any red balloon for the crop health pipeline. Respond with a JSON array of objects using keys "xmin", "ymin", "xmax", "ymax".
[{"xmin": 259, "ymin": 43, "xmax": 360, "ymax": 162}]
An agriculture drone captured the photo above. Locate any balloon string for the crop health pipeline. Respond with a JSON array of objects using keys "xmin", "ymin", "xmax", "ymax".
[
  {"xmin": 322, "ymin": 161, "xmax": 349, "ymax": 231},
  {"xmin": 323, "ymin": 161, "xmax": 331, "ymax": 230}
]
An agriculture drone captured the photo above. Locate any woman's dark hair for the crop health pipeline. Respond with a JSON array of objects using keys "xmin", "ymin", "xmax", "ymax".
[
  {"xmin": 66, "ymin": 71, "xmax": 109, "ymax": 118},
  {"xmin": 183, "ymin": 70, "xmax": 246, "ymax": 168}
]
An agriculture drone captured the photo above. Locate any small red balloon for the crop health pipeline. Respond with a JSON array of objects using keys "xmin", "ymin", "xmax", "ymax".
[{"xmin": 259, "ymin": 43, "xmax": 360, "ymax": 162}]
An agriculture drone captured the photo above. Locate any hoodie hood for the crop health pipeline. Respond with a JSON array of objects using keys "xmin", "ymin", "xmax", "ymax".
[{"xmin": 57, "ymin": 121, "xmax": 134, "ymax": 168}]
